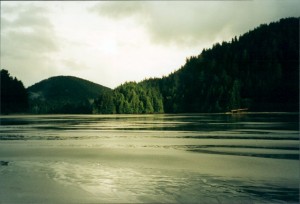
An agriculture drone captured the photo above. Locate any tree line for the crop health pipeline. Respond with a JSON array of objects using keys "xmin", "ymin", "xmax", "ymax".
[
  {"xmin": 1, "ymin": 18, "xmax": 298, "ymax": 114},
  {"xmin": 94, "ymin": 17, "xmax": 298, "ymax": 113},
  {"xmin": 0, "ymin": 69, "xmax": 28, "ymax": 114},
  {"xmin": 93, "ymin": 82, "xmax": 163, "ymax": 114}
]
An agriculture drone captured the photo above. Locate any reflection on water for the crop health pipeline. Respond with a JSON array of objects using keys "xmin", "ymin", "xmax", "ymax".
[
  {"xmin": 5, "ymin": 160, "xmax": 298, "ymax": 203},
  {"xmin": 0, "ymin": 113, "xmax": 299, "ymax": 203}
]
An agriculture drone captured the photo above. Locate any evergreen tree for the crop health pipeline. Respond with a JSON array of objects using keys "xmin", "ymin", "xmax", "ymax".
[{"xmin": 0, "ymin": 69, "xmax": 28, "ymax": 114}]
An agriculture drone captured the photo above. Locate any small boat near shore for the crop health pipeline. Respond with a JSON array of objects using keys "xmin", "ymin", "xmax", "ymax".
[{"xmin": 226, "ymin": 108, "xmax": 249, "ymax": 114}]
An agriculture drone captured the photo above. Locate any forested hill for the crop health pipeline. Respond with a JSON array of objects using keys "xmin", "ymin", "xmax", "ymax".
[
  {"xmin": 28, "ymin": 76, "xmax": 111, "ymax": 113},
  {"xmin": 2, "ymin": 17, "xmax": 298, "ymax": 114},
  {"xmin": 0, "ymin": 69, "xmax": 28, "ymax": 114},
  {"xmin": 94, "ymin": 17, "xmax": 299, "ymax": 113},
  {"xmin": 156, "ymin": 17, "xmax": 299, "ymax": 113}
]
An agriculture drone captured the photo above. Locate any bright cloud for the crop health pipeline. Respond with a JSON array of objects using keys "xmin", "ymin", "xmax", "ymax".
[{"xmin": 1, "ymin": 1, "xmax": 299, "ymax": 88}]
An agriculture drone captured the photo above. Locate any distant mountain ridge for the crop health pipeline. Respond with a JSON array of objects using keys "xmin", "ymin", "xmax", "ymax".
[
  {"xmin": 26, "ymin": 17, "xmax": 299, "ymax": 114},
  {"xmin": 92, "ymin": 17, "xmax": 299, "ymax": 113},
  {"xmin": 27, "ymin": 76, "xmax": 111, "ymax": 113},
  {"xmin": 154, "ymin": 17, "xmax": 299, "ymax": 112}
]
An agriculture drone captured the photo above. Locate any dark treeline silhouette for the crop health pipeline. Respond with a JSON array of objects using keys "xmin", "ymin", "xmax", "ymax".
[
  {"xmin": 1, "ymin": 18, "xmax": 299, "ymax": 114},
  {"xmin": 153, "ymin": 17, "xmax": 299, "ymax": 113},
  {"xmin": 93, "ymin": 81, "xmax": 163, "ymax": 114},
  {"xmin": 27, "ymin": 76, "xmax": 111, "ymax": 114},
  {"xmin": 94, "ymin": 17, "xmax": 298, "ymax": 113},
  {"xmin": 0, "ymin": 69, "xmax": 28, "ymax": 114}
]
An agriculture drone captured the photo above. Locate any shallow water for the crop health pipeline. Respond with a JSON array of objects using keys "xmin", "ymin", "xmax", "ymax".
[{"xmin": 0, "ymin": 113, "xmax": 299, "ymax": 203}]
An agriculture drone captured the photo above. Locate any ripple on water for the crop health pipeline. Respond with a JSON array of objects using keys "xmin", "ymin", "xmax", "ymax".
[{"xmin": 19, "ymin": 161, "xmax": 296, "ymax": 203}]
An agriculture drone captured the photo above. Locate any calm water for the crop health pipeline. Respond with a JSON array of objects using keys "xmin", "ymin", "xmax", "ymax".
[{"xmin": 0, "ymin": 113, "xmax": 299, "ymax": 203}]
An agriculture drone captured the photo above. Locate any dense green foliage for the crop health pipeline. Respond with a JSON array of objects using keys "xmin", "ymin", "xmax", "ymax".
[
  {"xmin": 93, "ymin": 81, "xmax": 163, "ymax": 114},
  {"xmin": 3, "ymin": 18, "xmax": 298, "ymax": 114},
  {"xmin": 94, "ymin": 17, "xmax": 298, "ymax": 113},
  {"xmin": 28, "ymin": 76, "xmax": 111, "ymax": 114},
  {"xmin": 0, "ymin": 69, "xmax": 28, "ymax": 114},
  {"xmin": 156, "ymin": 17, "xmax": 299, "ymax": 113}
]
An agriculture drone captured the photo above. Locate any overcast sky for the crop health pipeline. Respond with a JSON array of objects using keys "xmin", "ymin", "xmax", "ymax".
[{"xmin": 1, "ymin": 1, "xmax": 299, "ymax": 88}]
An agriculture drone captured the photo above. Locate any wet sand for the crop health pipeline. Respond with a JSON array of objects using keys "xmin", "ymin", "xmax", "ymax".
[{"xmin": 0, "ymin": 140, "xmax": 299, "ymax": 203}]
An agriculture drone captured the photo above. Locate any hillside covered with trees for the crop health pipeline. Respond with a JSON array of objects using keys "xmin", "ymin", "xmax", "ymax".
[
  {"xmin": 93, "ymin": 81, "xmax": 163, "ymax": 114},
  {"xmin": 27, "ymin": 76, "xmax": 111, "ymax": 114},
  {"xmin": 93, "ymin": 17, "xmax": 299, "ymax": 114},
  {"xmin": 0, "ymin": 69, "xmax": 28, "ymax": 114},
  {"xmin": 1, "ymin": 17, "xmax": 298, "ymax": 114}
]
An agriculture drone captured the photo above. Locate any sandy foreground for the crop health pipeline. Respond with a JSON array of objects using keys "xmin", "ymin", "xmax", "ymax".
[{"xmin": 0, "ymin": 139, "xmax": 299, "ymax": 203}]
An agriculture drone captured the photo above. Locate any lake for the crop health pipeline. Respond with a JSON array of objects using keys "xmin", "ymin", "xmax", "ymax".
[{"xmin": 0, "ymin": 113, "xmax": 299, "ymax": 203}]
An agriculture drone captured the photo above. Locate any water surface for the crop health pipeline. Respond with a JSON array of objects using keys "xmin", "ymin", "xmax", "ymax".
[{"xmin": 0, "ymin": 113, "xmax": 299, "ymax": 203}]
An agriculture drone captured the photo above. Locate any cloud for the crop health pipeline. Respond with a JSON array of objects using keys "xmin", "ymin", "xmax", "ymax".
[
  {"xmin": 62, "ymin": 59, "xmax": 87, "ymax": 71},
  {"xmin": 91, "ymin": 1, "xmax": 300, "ymax": 47},
  {"xmin": 2, "ymin": 1, "xmax": 299, "ymax": 89},
  {"xmin": 90, "ymin": 1, "xmax": 144, "ymax": 19},
  {"xmin": 1, "ymin": 2, "xmax": 60, "ymax": 87}
]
